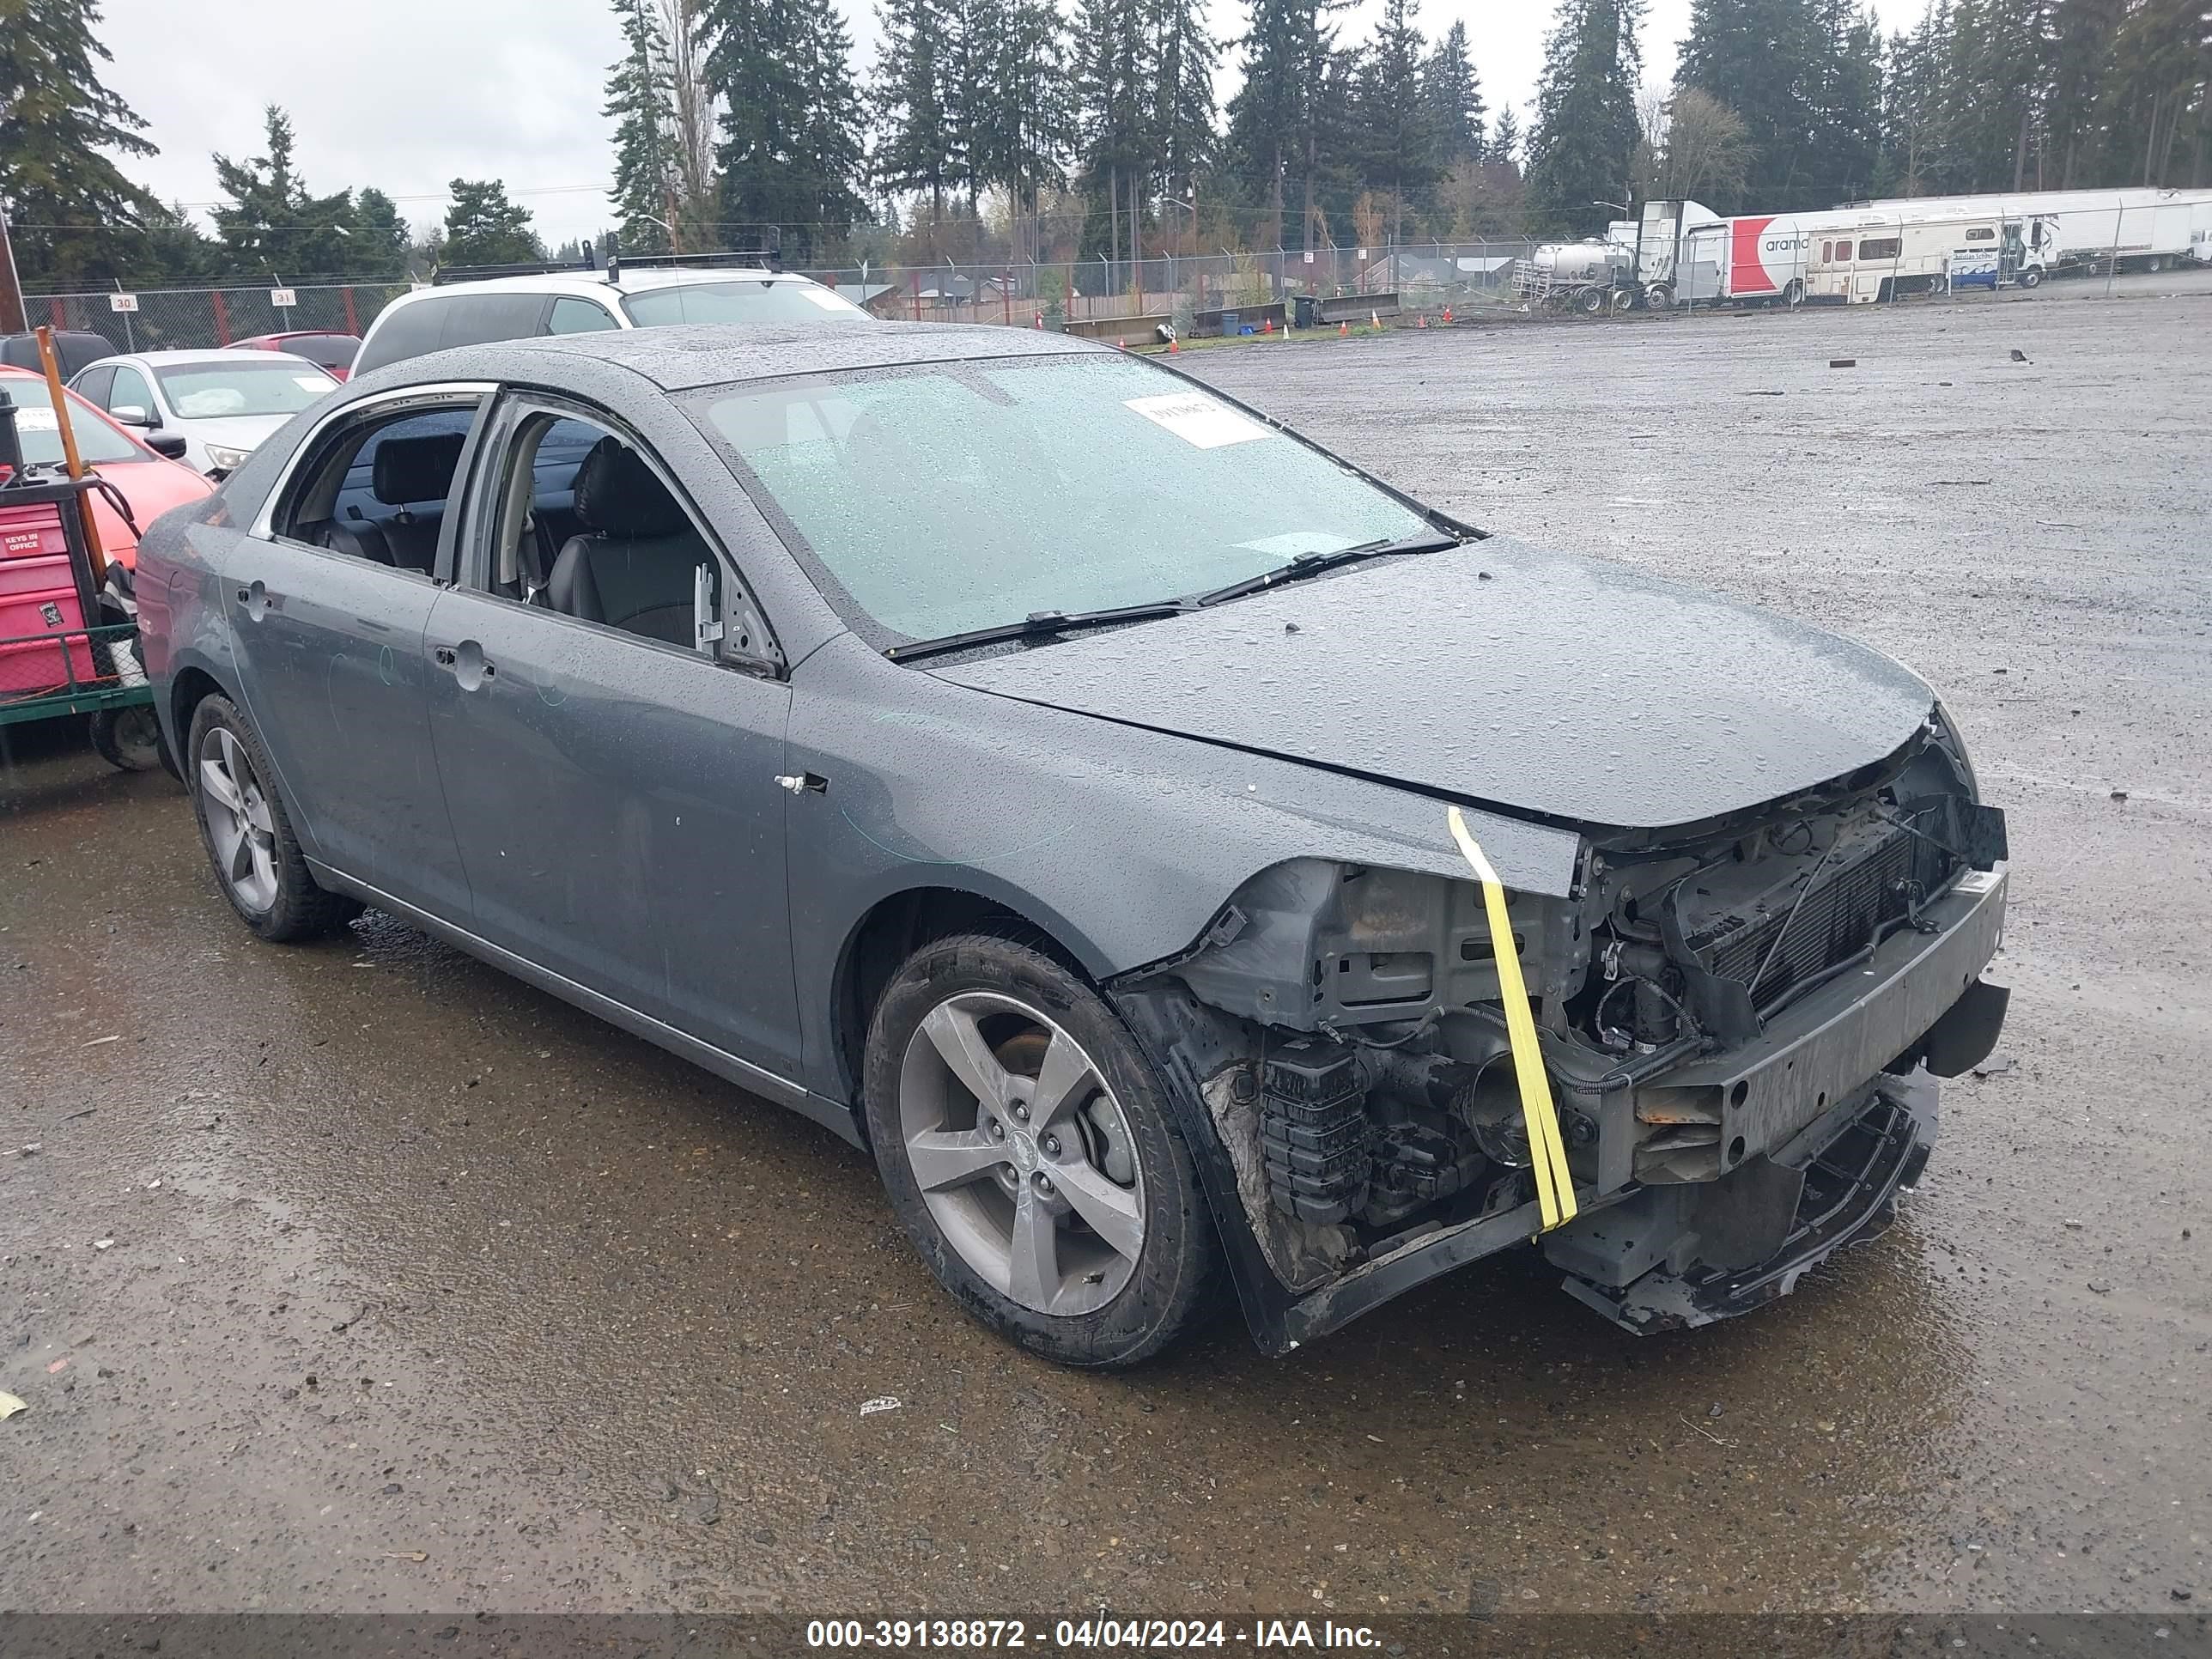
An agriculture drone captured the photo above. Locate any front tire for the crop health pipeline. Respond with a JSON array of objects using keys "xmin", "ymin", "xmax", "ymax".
[
  {"xmin": 90, "ymin": 706, "xmax": 163, "ymax": 772},
  {"xmin": 187, "ymin": 695, "xmax": 362, "ymax": 942},
  {"xmin": 863, "ymin": 933, "xmax": 1221, "ymax": 1368}
]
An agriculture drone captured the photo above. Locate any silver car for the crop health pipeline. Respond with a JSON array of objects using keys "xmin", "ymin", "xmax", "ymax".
[
  {"xmin": 134, "ymin": 322, "xmax": 2010, "ymax": 1367},
  {"xmin": 70, "ymin": 347, "xmax": 339, "ymax": 477}
]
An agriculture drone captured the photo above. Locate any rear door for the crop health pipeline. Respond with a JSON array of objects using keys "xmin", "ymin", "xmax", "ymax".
[
  {"xmin": 222, "ymin": 386, "xmax": 489, "ymax": 920},
  {"xmin": 421, "ymin": 392, "xmax": 802, "ymax": 1077}
]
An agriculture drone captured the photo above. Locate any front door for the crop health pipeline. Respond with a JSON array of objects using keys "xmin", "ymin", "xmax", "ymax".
[
  {"xmin": 422, "ymin": 398, "xmax": 802, "ymax": 1078},
  {"xmin": 222, "ymin": 397, "xmax": 482, "ymax": 920}
]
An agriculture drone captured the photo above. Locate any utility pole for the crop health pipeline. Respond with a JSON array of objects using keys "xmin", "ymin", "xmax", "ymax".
[{"xmin": 0, "ymin": 204, "xmax": 29, "ymax": 333}]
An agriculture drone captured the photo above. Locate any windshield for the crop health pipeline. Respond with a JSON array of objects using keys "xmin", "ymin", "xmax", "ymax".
[
  {"xmin": 153, "ymin": 361, "xmax": 336, "ymax": 420},
  {"xmin": 1, "ymin": 390, "xmax": 147, "ymax": 466},
  {"xmin": 623, "ymin": 280, "xmax": 869, "ymax": 327},
  {"xmin": 700, "ymin": 356, "xmax": 1431, "ymax": 641}
]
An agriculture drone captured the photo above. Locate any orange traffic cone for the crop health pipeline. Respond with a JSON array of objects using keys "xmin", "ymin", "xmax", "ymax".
[
  {"xmin": 1117, "ymin": 336, "xmax": 1126, "ymax": 349},
  {"xmin": 1262, "ymin": 317, "xmax": 1273, "ymax": 333},
  {"xmin": 1370, "ymin": 309, "xmax": 1380, "ymax": 329},
  {"xmin": 1443, "ymin": 306, "xmax": 1454, "ymax": 324},
  {"xmin": 1169, "ymin": 336, "xmax": 1179, "ymax": 352},
  {"xmin": 1417, "ymin": 314, "xmax": 1427, "ymax": 328},
  {"xmin": 1339, "ymin": 319, "xmax": 1348, "ymax": 337}
]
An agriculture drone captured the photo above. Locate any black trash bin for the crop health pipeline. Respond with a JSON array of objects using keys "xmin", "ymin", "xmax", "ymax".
[{"xmin": 1292, "ymin": 294, "xmax": 1320, "ymax": 330}]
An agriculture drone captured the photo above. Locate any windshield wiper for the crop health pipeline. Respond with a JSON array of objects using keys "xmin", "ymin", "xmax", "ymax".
[
  {"xmin": 1189, "ymin": 530, "xmax": 1464, "ymax": 608},
  {"xmin": 887, "ymin": 600, "xmax": 1195, "ymax": 664}
]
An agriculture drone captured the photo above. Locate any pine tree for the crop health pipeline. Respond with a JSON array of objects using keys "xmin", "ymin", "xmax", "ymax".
[
  {"xmin": 1489, "ymin": 106, "xmax": 1522, "ymax": 167},
  {"xmin": 1073, "ymin": 0, "xmax": 1151, "ymax": 259},
  {"xmin": 707, "ymin": 0, "xmax": 869, "ymax": 259},
  {"xmin": 210, "ymin": 108, "xmax": 370, "ymax": 282},
  {"xmin": 441, "ymin": 179, "xmax": 542, "ymax": 267},
  {"xmin": 605, "ymin": 0, "xmax": 682, "ymax": 253},
  {"xmin": 1150, "ymin": 0, "xmax": 1218, "ymax": 224},
  {"xmin": 1806, "ymin": 0, "xmax": 1884, "ymax": 203},
  {"xmin": 1524, "ymin": 0, "xmax": 1644, "ymax": 235},
  {"xmin": 1876, "ymin": 0, "xmax": 1954, "ymax": 193},
  {"xmin": 872, "ymin": 0, "xmax": 956, "ymax": 227},
  {"xmin": 119, "ymin": 201, "xmax": 218, "ymax": 288},
  {"xmin": 788, "ymin": 1, "xmax": 871, "ymax": 258},
  {"xmin": 1674, "ymin": 0, "xmax": 1824, "ymax": 210},
  {"xmin": 350, "ymin": 188, "xmax": 411, "ymax": 277},
  {"xmin": 1222, "ymin": 0, "xmax": 1339, "ymax": 250},
  {"xmin": 1355, "ymin": 0, "xmax": 1437, "ymax": 241},
  {"xmin": 1422, "ymin": 21, "xmax": 1488, "ymax": 167},
  {"xmin": 0, "ymin": 0, "xmax": 159, "ymax": 288},
  {"xmin": 970, "ymin": 0, "xmax": 1075, "ymax": 256}
]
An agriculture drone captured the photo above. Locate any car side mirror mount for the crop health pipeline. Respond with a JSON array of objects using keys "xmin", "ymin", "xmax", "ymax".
[
  {"xmin": 696, "ymin": 564, "xmax": 781, "ymax": 676},
  {"xmin": 147, "ymin": 434, "xmax": 190, "ymax": 461},
  {"xmin": 110, "ymin": 404, "xmax": 152, "ymax": 427}
]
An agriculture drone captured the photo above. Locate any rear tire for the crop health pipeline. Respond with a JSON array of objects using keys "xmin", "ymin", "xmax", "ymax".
[
  {"xmin": 1644, "ymin": 283, "xmax": 1674, "ymax": 311},
  {"xmin": 186, "ymin": 695, "xmax": 362, "ymax": 943},
  {"xmin": 862, "ymin": 933, "xmax": 1221, "ymax": 1369},
  {"xmin": 1575, "ymin": 286, "xmax": 1606, "ymax": 315}
]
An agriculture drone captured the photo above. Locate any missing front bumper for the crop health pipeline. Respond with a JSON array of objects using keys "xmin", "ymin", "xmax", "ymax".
[{"xmin": 1552, "ymin": 1074, "xmax": 1936, "ymax": 1334}]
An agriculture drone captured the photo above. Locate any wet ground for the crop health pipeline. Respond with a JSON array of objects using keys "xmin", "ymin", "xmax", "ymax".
[{"xmin": 3, "ymin": 276, "xmax": 2206, "ymax": 1622}]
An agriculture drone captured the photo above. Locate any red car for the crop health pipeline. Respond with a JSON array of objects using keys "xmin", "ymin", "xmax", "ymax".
[
  {"xmin": 0, "ymin": 365, "xmax": 216, "ymax": 569},
  {"xmin": 228, "ymin": 331, "xmax": 362, "ymax": 381}
]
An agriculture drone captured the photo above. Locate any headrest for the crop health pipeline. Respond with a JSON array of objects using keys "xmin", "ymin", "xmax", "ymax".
[
  {"xmin": 573, "ymin": 435, "xmax": 687, "ymax": 538},
  {"xmin": 372, "ymin": 431, "xmax": 466, "ymax": 506}
]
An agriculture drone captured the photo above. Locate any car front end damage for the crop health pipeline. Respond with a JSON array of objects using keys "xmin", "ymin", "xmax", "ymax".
[{"xmin": 1110, "ymin": 709, "xmax": 2008, "ymax": 1352}]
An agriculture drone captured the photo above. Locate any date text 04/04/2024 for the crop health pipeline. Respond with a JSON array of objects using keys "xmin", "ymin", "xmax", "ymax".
[{"xmin": 805, "ymin": 1618, "xmax": 1384, "ymax": 1649}]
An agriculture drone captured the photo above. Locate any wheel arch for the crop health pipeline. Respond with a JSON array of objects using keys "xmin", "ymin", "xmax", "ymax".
[
  {"xmin": 829, "ymin": 882, "xmax": 1103, "ymax": 1118},
  {"xmin": 167, "ymin": 664, "xmax": 231, "ymax": 763}
]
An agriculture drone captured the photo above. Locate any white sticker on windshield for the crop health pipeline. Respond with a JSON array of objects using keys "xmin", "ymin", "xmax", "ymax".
[
  {"xmin": 1123, "ymin": 392, "xmax": 1268, "ymax": 449},
  {"xmin": 798, "ymin": 285, "xmax": 853, "ymax": 310},
  {"xmin": 1237, "ymin": 531, "xmax": 1352, "ymax": 557},
  {"xmin": 295, "ymin": 375, "xmax": 330, "ymax": 392},
  {"xmin": 10, "ymin": 406, "xmax": 58, "ymax": 431}
]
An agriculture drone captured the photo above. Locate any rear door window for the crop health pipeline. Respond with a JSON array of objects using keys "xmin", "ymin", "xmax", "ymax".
[
  {"xmin": 549, "ymin": 297, "xmax": 619, "ymax": 334},
  {"xmin": 435, "ymin": 293, "xmax": 554, "ymax": 349},
  {"xmin": 355, "ymin": 299, "xmax": 448, "ymax": 374}
]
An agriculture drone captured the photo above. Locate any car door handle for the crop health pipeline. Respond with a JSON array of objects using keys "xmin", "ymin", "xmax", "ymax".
[{"xmin": 434, "ymin": 640, "xmax": 495, "ymax": 690}]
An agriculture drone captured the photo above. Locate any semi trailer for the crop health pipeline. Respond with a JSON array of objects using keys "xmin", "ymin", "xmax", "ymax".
[{"xmin": 1525, "ymin": 186, "xmax": 2212, "ymax": 314}]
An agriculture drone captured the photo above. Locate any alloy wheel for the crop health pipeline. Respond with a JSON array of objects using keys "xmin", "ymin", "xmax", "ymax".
[
  {"xmin": 198, "ymin": 726, "xmax": 278, "ymax": 912},
  {"xmin": 896, "ymin": 990, "xmax": 1146, "ymax": 1317}
]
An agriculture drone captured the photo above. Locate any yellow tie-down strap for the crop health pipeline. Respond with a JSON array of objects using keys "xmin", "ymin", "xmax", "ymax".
[{"xmin": 1447, "ymin": 806, "xmax": 1579, "ymax": 1232}]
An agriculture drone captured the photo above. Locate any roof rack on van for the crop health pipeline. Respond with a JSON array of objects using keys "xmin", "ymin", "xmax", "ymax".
[{"xmin": 429, "ymin": 244, "xmax": 600, "ymax": 285}]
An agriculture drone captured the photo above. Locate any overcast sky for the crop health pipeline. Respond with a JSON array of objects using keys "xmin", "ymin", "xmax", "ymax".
[{"xmin": 96, "ymin": 0, "xmax": 1728, "ymax": 248}]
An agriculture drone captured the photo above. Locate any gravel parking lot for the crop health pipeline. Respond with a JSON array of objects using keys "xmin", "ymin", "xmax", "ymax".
[{"xmin": 3, "ymin": 276, "xmax": 2207, "ymax": 1625}]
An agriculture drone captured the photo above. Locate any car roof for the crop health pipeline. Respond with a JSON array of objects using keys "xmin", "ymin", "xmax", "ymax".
[
  {"xmin": 362, "ymin": 319, "xmax": 1111, "ymax": 395},
  {"xmin": 401, "ymin": 266, "xmax": 816, "ymax": 303},
  {"xmin": 96, "ymin": 347, "xmax": 324, "ymax": 367}
]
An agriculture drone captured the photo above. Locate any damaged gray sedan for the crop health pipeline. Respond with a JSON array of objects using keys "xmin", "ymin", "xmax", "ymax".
[{"xmin": 136, "ymin": 321, "xmax": 2008, "ymax": 1367}]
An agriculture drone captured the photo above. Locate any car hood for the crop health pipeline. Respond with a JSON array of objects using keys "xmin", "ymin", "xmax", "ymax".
[
  {"xmin": 174, "ymin": 413, "xmax": 295, "ymax": 451},
  {"xmin": 88, "ymin": 458, "xmax": 217, "ymax": 568},
  {"xmin": 929, "ymin": 541, "xmax": 1938, "ymax": 833}
]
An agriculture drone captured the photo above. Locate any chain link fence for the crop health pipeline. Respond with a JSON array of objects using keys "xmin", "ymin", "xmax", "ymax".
[
  {"xmin": 805, "ymin": 242, "xmax": 1540, "ymax": 329},
  {"xmin": 24, "ymin": 243, "xmax": 1541, "ymax": 352},
  {"xmin": 21, "ymin": 283, "xmax": 413, "ymax": 355}
]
